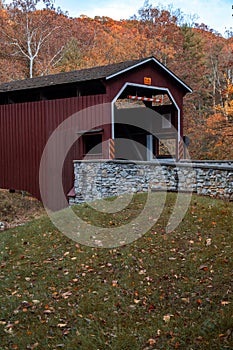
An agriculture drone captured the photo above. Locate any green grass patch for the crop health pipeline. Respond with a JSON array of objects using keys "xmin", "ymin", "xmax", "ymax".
[{"xmin": 0, "ymin": 193, "xmax": 232, "ymax": 349}]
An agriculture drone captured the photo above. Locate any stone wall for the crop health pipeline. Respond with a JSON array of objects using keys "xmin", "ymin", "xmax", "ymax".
[{"xmin": 70, "ymin": 160, "xmax": 233, "ymax": 204}]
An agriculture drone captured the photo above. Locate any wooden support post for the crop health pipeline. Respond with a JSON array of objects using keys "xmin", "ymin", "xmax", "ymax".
[{"xmin": 109, "ymin": 138, "xmax": 115, "ymax": 159}]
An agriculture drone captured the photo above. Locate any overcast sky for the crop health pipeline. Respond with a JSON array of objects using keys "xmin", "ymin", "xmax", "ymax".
[{"xmin": 54, "ymin": 0, "xmax": 233, "ymax": 36}]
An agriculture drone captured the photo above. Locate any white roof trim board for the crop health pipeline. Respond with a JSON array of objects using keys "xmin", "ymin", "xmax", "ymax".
[{"xmin": 106, "ymin": 57, "xmax": 192, "ymax": 93}]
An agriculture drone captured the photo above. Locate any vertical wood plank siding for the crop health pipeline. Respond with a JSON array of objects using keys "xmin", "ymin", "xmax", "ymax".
[{"xmin": 0, "ymin": 95, "xmax": 109, "ymax": 202}]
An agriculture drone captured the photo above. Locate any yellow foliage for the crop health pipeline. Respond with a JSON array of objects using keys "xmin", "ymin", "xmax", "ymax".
[{"xmin": 215, "ymin": 78, "xmax": 233, "ymax": 119}]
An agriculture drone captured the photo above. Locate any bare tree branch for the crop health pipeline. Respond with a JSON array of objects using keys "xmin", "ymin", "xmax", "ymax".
[{"xmin": 1, "ymin": 0, "xmax": 68, "ymax": 78}]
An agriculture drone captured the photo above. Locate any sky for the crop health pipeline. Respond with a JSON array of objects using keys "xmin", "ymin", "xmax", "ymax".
[{"xmin": 54, "ymin": 0, "xmax": 233, "ymax": 36}]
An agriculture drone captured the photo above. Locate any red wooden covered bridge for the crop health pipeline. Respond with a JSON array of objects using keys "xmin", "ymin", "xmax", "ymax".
[{"xmin": 0, "ymin": 56, "xmax": 192, "ymax": 206}]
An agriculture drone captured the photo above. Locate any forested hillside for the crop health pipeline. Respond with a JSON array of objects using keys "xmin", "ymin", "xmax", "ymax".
[{"xmin": 0, "ymin": 0, "xmax": 232, "ymax": 159}]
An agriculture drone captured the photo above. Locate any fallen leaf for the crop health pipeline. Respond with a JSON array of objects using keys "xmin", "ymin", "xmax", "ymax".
[
  {"xmin": 57, "ymin": 323, "xmax": 67, "ymax": 328},
  {"xmin": 181, "ymin": 297, "xmax": 190, "ymax": 303},
  {"xmin": 43, "ymin": 310, "xmax": 52, "ymax": 314},
  {"xmin": 147, "ymin": 338, "xmax": 156, "ymax": 345},
  {"xmin": 163, "ymin": 314, "xmax": 173, "ymax": 323},
  {"xmin": 205, "ymin": 238, "xmax": 212, "ymax": 246},
  {"xmin": 134, "ymin": 299, "xmax": 141, "ymax": 304},
  {"xmin": 61, "ymin": 291, "xmax": 72, "ymax": 299},
  {"xmin": 148, "ymin": 304, "xmax": 156, "ymax": 312}
]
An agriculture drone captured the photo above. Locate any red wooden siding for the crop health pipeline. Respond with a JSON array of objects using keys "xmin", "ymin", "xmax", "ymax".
[
  {"xmin": 0, "ymin": 59, "xmax": 190, "ymax": 210},
  {"xmin": 0, "ymin": 95, "xmax": 109, "ymax": 204},
  {"xmin": 105, "ymin": 60, "xmax": 185, "ymax": 140}
]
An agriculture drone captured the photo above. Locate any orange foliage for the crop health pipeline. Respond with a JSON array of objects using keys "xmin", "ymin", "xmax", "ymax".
[
  {"xmin": 0, "ymin": 2, "xmax": 232, "ymax": 159},
  {"xmin": 215, "ymin": 77, "xmax": 233, "ymax": 121}
]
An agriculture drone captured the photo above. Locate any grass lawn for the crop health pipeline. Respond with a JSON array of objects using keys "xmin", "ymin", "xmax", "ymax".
[{"xmin": 0, "ymin": 192, "xmax": 232, "ymax": 349}]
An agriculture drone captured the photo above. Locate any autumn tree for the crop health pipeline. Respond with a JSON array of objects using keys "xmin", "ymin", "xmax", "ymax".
[
  {"xmin": 215, "ymin": 77, "xmax": 233, "ymax": 121},
  {"xmin": 54, "ymin": 37, "xmax": 83, "ymax": 72},
  {"xmin": 0, "ymin": 1, "xmax": 231, "ymax": 158},
  {"xmin": 86, "ymin": 17, "xmax": 145, "ymax": 65},
  {"xmin": 68, "ymin": 16, "xmax": 99, "ymax": 68},
  {"xmin": 204, "ymin": 79, "xmax": 233, "ymax": 159},
  {"xmin": 0, "ymin": 0, "xmax": 69, "ymax": 78},
  {"xmin": 134, "ymin": 1, "xmax": 179, "ymax": 64}
]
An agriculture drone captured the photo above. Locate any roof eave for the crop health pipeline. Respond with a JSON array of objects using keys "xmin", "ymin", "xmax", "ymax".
[{"xmin": 0, "ymin": 76, "xmax": 106, "ymax": 93}]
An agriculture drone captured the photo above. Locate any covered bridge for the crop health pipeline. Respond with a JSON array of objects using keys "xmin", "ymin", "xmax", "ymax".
[{"xmin": 0, "ymin": 56, "xmax": 192, "ymax": 206}]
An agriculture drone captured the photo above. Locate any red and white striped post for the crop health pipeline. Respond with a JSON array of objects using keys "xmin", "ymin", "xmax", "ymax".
[
  {"xmin": 178, "ymin": 139, "xmax": 184, "ymax": 160},
  {"xmin": 109, "ymin": 138, "xmax": 115, "ymax": 159}
]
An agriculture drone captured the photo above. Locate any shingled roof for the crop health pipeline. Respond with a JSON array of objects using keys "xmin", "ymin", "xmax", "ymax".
[{"xmin": 0, "ymin": 56, "xmax": 192, "ymax": 93}]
